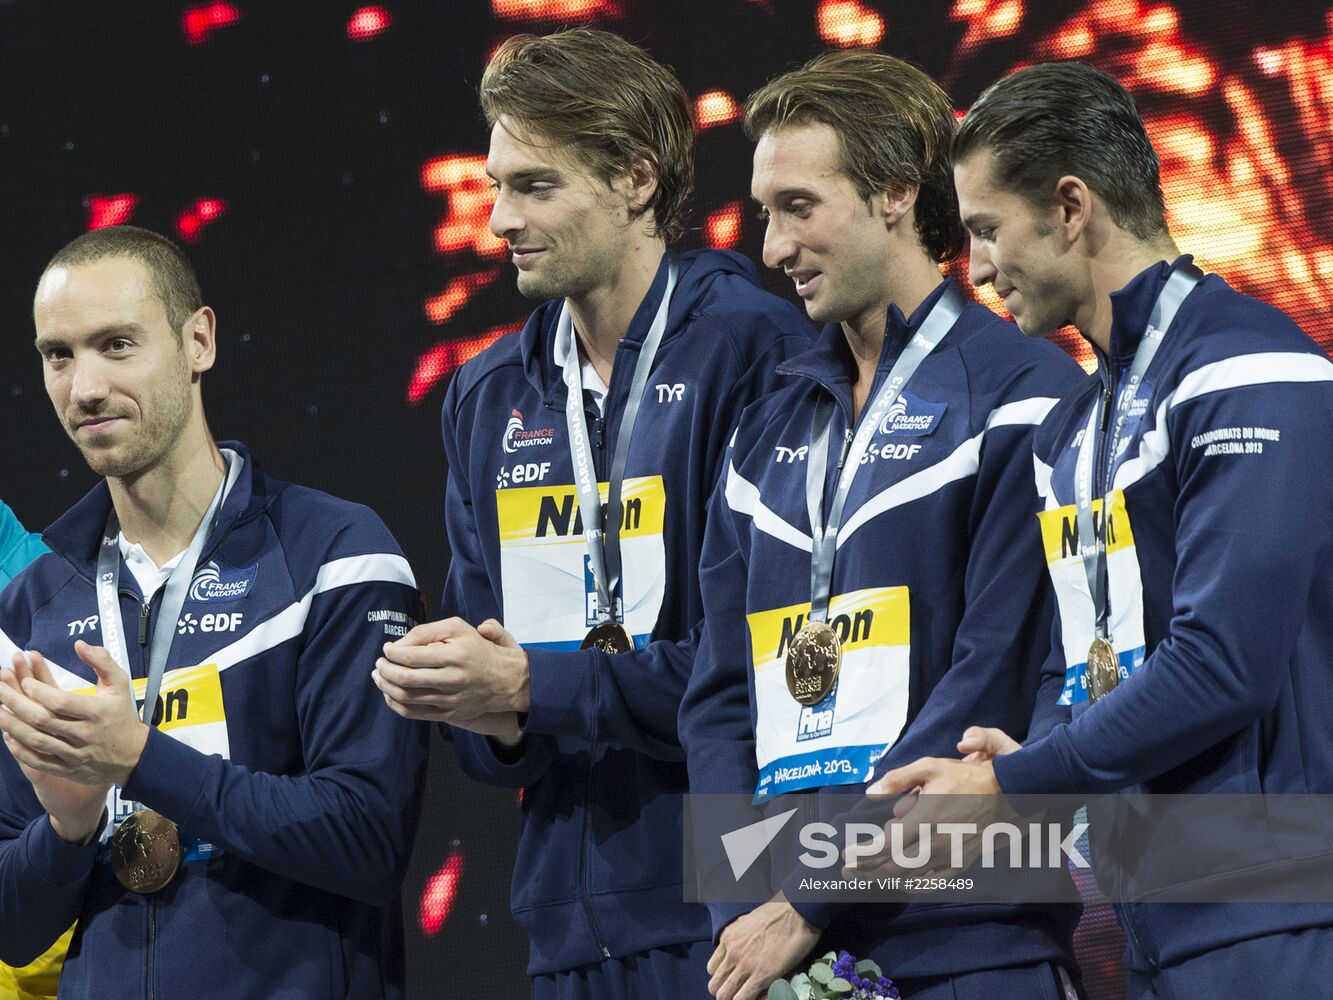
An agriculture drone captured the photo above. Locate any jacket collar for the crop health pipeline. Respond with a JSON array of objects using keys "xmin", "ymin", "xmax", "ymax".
[
  {"xmin": 1104, "ymin": 255, "xmax": 1196, "ymax": 366},
  {"xmin": 779, "ymin": 276, "xmax": 955, "ymax": 389},
  {"xmin": 42, "ymin": 440, "xmax": 270, "ymax": 581},
  {"xmin": 522, "ymin": 252, "xmax": 677, "ymax": 409}
]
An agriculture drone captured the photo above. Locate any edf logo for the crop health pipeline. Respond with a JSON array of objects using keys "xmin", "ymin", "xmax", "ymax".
[
  {"xmin": 177, "ymin": 612, "xmax": 245, "ymax": 635},
  {"xmin": 655, "ymin": 383, "xmax": 685, "ymax": 403}
]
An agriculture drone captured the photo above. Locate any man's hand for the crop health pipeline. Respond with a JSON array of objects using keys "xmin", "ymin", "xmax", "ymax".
[
  {"xmin": 373, "ymin": 617, "xmax": 530, "ymax": 723},
  {"xmin": 843, "ymin": 754, "xmax": 1018, "ymax": 880},
  {"xmin": 0, "ymin": 644, "xmax": 146, "ymax": 843},
  {"xmin": 707, "ymin": 896, "xmax": 820, "ymax": 1000},
  {"xmin": 958, "ymin": 726, "xmax": 1021, "ymax": 763}
]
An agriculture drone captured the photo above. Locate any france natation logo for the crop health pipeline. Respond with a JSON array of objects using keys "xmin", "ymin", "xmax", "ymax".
[{"xmin": 188, "ymin": 560, "xmax": 258, "ymax": 603}]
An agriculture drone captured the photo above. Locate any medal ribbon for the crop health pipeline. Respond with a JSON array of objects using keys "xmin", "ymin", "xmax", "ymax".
[
  {"xmin": 558, "ymin": 256, "xmax": 678, "ymax": 626},
  {"xmin": 1074, "ymin": 262, "xmax": 1202, "ymax": 640},
  {"xmin": 95, "ymin": 452, "xmax": 240, "ymax": 725},
  {"xmin": 804, "ymin": 281, "xmax": 965, "ymax": 624}
]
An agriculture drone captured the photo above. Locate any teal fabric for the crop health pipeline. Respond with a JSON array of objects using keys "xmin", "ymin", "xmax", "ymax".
[{"xmin": 0, "ymin": 502, "xmax": 47, "ymax": 589}]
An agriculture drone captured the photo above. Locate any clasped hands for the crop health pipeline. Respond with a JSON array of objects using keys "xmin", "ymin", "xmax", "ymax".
[
  {"xmin": 0, "ymin": 642, "xmax": 149, "ymax": 845},
  {"xmin": 373, "ymin": 617, "xmax": 530, "ymax": 745},
  {"xmin": 845, "ymin": 726, "xmax": 1022, "ymax": 880}
]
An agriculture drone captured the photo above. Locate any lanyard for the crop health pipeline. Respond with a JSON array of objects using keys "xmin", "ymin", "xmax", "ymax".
[
  {"xmin": 557, "ymin": 256, "xmax": 678, "ymax": 625},
  {"xmin": 1075, "ymin": 262, "xmax": 1201, "ymax": 638},
  {"xmin": 95, "ymin": 453, "xmax": 239, "ymax": 723},
  {"xmin": 804, "ymin": 281, "xmax": 965, "ymax": 624}
]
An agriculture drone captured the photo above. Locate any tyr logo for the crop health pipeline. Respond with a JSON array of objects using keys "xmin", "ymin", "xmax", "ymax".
[
  {"xmin": 67, "ymin": 615, "xmax": 99, "ymax": 637},
  {"xmin": 774, "ymin": 445, "xmax": 809, "ymax": 464},
  {"xmin": 655, "ymin": 383, "xmax": 686, "ymax": 403}
]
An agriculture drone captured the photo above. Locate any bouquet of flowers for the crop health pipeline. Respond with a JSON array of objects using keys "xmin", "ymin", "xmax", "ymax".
[{"xmin": 767, "ymin": 951, "xmax": 900, "ymax": 999}]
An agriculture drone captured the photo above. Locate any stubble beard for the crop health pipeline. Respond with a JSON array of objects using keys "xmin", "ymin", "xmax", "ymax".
[{"xmin": 72, "ymin": 362, "xmax": 194, "ymax": 480}]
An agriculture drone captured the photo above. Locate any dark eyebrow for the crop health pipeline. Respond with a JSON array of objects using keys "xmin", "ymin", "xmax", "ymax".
[
  {"xmin": 35, "ymin": 323, "xmax": 145, "ymax": 352},
  {"xmin": 486, "ymin": 168, "xmax": 562, "ymax": 184}
]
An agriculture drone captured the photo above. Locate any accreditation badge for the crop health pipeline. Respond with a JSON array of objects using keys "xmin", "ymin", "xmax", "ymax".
[
  {"xmin": 495, "ymin": 475, "xmax": 666, "ymax": 651},
  {"xmin": 1038, "ymin": 490, "xmax": 1148, "ymax": 706},
  {"xmin": 749, "ymin": 587, "xmax": 909, "ymax": 800}
]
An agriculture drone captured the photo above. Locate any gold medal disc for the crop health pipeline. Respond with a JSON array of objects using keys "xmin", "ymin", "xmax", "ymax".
[
  {"xmin": 582, "ymin": 622, "xmax": 633, "ymax": 654},
  {"xmin": 785, "ymin": 620, "xmax": 842, "ymax": 706},
  {"xmin": 1087, "ymin": 636, "xmax": 1121, "ymax": 702},
  {"xmin": 112, "ymin": 810, "xmax": 182, "ymax": 894}
]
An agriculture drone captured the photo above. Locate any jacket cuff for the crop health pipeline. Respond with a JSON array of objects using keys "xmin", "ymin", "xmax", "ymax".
[
  {"xmin": 523, "ymin": 646, "xmax": 597, "ymax": 741},
  {"xmin": 708, "ymin": 901, "xmax": 755, "ymax": 942},
  {"xmin": 993, "ymin": 729, "xmax": 1080, "ymax": 796},
  {"xmin": 785, "ymin": 894, "xmax": 837, "ymax": 931},
  {"xmin": 22, "ymin": 813, "xmax": 100, "ymax": 887},
  {"xmin": 122, "ymin": 726, "xmax": 212, "ymax": 826}
]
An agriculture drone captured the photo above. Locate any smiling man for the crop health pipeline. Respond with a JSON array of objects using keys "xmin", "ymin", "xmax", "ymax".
[
  {"xmin": 874, "ymin": 61, "xmax": 1333, "ymax": 997},
  {"xmin": 678, "ymin": 49, "xmax": 1087, "ymax": 1000},
  {"xmin": 0, "ymin": 226, "xmax": 427, "ymax": 999},
  {"xmin": 371, "ymin": 28, "xmax": 810, "ymax": 1000}
]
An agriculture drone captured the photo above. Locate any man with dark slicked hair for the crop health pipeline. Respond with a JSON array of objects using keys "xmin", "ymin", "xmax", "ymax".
[
  {"xmin": 680, "ymin": 49, "xmax": 1086, "ymax": 1000},
  {"xmin": 876, "ymin": 61, "xmax": 1333, "ymax": 997}
]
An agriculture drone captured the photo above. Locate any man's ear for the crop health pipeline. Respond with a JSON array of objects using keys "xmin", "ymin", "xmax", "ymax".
[
  {"xmin": 878, "ymin": 183, "xmax": 920, "ymax": 229},
  {"xmin": 623, "ymin": 156, "xmax": 661, "ymax": 217},
  {"xmin": 1053, "ymin": 175, "xmax": 1092, "ymax": 242},
  {"xmin": 183, "ymin": 306, "xmax": 217, "ymax": 378}
]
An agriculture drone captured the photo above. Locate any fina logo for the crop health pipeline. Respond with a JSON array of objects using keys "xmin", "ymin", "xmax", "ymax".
[
  {"xmin": 188, "ymin": 561, "xmax": 257, "ymax": 603},
  {"xmin": 503, "ymin": 408, "xmax": 557, "ymax": 454}
]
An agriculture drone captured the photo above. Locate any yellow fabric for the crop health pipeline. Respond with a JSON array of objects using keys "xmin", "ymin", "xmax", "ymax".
[{"xmin": 0, "ymin": 926, "xmax": 73, "ymax": 1000}]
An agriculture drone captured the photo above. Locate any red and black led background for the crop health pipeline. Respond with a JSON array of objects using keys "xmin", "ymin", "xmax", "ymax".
[{"xmin": 2, "ymin": 1, "xmax": 1330, "ymax": 996}]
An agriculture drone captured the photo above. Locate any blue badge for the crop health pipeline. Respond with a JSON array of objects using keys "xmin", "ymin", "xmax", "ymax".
[
  {"xmin": 877, "ymin": 391, "xmax": 947, "ymax": 437},
  {"xmin": 187, "ymin": 560, "xmax": 258, "ymax": 603},
  {"xmin": 795, "ymin": 684, "xmax": 837, "ymax": 742}
]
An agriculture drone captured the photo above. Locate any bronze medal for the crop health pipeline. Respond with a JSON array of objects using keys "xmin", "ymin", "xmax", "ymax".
[
  {"xmin": 582, "ymin": 622, "xmax": 633, "ymax": 654},
  {"xmin": 785, "ymin": 620, "xmax": 842, "ymax": 706},
  {"xmin": 1086, "ymin": 636, "xmax": 1121, "ymax": 702},
  {"xmin": 112, "ymin": 810, "xmax": 182, "ymax": 894}
]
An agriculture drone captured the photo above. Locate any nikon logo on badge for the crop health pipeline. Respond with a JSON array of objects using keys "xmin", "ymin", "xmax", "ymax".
[
  {"xmin": 188, "ymin": 561, "xmax": 258, "ymax": 603},
  {"xmin": 536, "ymin": 494, "xmax": 642, "ymax": 538},
  {"xmin": 503, "ymin": 409, "xmax": 556, "ymax": 454},
  {"xmin": 776, "ymin": 609, "xmax": 873, "ymax": 660}
]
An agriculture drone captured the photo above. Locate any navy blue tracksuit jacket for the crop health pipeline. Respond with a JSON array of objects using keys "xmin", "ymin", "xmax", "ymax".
[{"xmin": 440, "ymin": 249, "xmax": 812, "ymax": 975}]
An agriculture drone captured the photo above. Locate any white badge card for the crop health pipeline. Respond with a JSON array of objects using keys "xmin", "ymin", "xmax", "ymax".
[
  {"xmin": 1039, "ymin": 490, "xmax": 1148, "ymax": 705},
  {"xmin": 495, "ymin": 475, "xmax": 666, "ymax": 651},
  {"xmin": 750, "ymin": 587, "xmax": 910, "ymax": 800}
]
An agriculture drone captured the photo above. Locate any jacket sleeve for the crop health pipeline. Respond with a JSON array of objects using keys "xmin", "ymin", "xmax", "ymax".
[
  {"xmin": 786, "ymin": 375, "xmax": 1065, "ymax": 930},
  {"xmin": 679, "ymin": 452, "xmax": 766, "ymax": 939},
  {"xmin": 521, "ymin": 315, "xmax": 811, "ymax": 760},
  {"xmin": 0, "ymin": 502, "xmax": 49, "ymax": 590},
  {"xmin": 120, "ymin": 534, "xmax": 430, "ymax": 908},
  {"xmin": 0, "ymin": 571, "xmax": 95, "ymax": 965},
  {"xmin": 1026, "ymin": 616, "xmax": 1072, "ymax": 745},
  {"xmin": 438, "ymin": 378, "xmax": 558, "ymax": 788},
  {"xmin": 996, "ymin": 352, "xmax": 1333, "ymax": 795}
]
